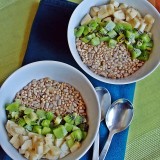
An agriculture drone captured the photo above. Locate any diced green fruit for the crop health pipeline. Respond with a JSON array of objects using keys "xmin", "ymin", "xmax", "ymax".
[
  {"xmin": 53, "ymin": 125, "xmax": 68, "ymax": 139},
  {"xmin": 7, "ymin": 114, "xmax": 11, "ymax": 119},
  {"xmin": 23, "ymin": 115, "xmax": 32, "ymax": 125},
  {"xmin": 54, "ymin": 116, "xmax": 62, "ymax": 125},
  {"xmin": 91, "ymin": 37, "xmax": 100, "ymax": 46},
  {"xmin": 65, "ymin": 123, "xmax": 73, "ymax": 132},
  {"xmin": 122, "ymin": 23, "xmax": 132, "ymax": 30},
  {"xmin": 74, "ymin": 26, "xmax": 85, "ymax": 38},
  {"xmin": 18, "ymin": 118, "xmax": 26, "ymax": 127},
  {"xmin": 71, "ymin": 129, "xmax": 83, "ymax": 141},
  {"xmin": 70, "ymin": 142, "xmax": 81, "ymax": 153},
  {"xmin": 19, "ymin": 105, "xmax": 26, "ymax": 111},
  {"xmin": 114, "ymin": 23, "xmax": 123, "ymax": 33},
  {"xmin": 137, "ymin": 43, "xmax": 147, "ymax": 51},
  {"xmin": 140, "ymin": 33, "xmax": 151, "ymax": 43},
  {"xmin": 15, "ymin": 99, "xmax": 21, "ymax": 104},
  {"xmin": 24, "ymin": 108, "xmax": 33, "ymax": 115},
  {"xmin": 117, "ymin": 33, "xmax": 125, "ymax": 43},
  {"xmin": 146, "ymin": 47, "xmax": 152, "ymax": 51},
  {"xmin": 108, "ymin": 39, "xmax": 117, "ymax": 48},
  {"xmin": 137, "ymin": 51, "xmax": 150, "ymax": 61},
  {"xmin": 89, "ymin": 20, "xmax": 99, "ymax": 31},
  {"xmin": 127, "ymin": 44, "xmax": 134, "ymax": 52},
  {"xmin": 36, "ymin": 109, "xmax": 46, "ymax": 119},
  {"xmin": 41, "ymin": 119, "xmax": 50, "ymax": 127},
  {"xmin": 87, "ymin": 33, "xmax": 96, "ymax": 40},
  {"xmin": 94, "ymin": 17, "xmax": 101, "ymax": 23},
  {"xmin": 81, "ymin": 37, "xmax": 90, "ymax": 43},
  {"xmin": 75, "ymin": 115, "xmax": 83, "ymax": 126},
  {"xmin": 108, "ymin": 30, "xmax": 117, "ymax": 38},
  {"xmin": 137, "ymin": 40, "xmax": 143, "ymax": 47},
  {"xmin": 65, "ymin": 135, "xmax": 72, "ymax": 140},
  {"xmin": 24, "ymin": 124, "xmax": 33, "ymax": 131},
  {"xmin": 146, "ymin": 41, "xmax": 153, "ymax": 48},
  {"xmin": 125, "ymin": 40, "xmax": 131, "ymax": 45},
  {"xmin": 114, "ymin": 23, "xmax": 132, "ymax": 32},
  {"xmin": 46, "ymin": 112, "xmax": 54, "ymax": 121},
  {"xmin": 105, "ymin": 21, "xmax": 116, "ymax": 31},
  {"xmin": 11, "ymin": 112, "xmax": 19, "ymax": 119},
  {"xmin": 73, "ymin": 113, "xmax": 78, "ymax": 117},
  {"xmin": 42, "ymin": 127, "xmax": 51, "ymax": 135},
  {"xmin": 95, "ymin": 33, "xmax": 101, "ymax": 38},
  {"xmin": 64, "ymin": 114, "xmax": 75, "ymax": 125},
  {"xmin": 33, "ymin": 125, "xmax": 42, "ymax": 134},
  {"xmin": 99, "ymin": 22, "xmax": 106, "ymax": 27},
  {"xmin": 79, "ymin": 123, "xmax": 89, "ymax": 132},
  {"xmin": 126, "ymin": 30, "xmax": 135, "ymax": 43},
  {"xmin": 100, "ymin": 36, "xmax": 110, "ymax": 42},
  {"xmin": 29, "ymin": 112, "xmax": 38, "ymax": 121},
  {"xmin": 133, "ymin": 29, "xmax": 140, "ymax": 39},
  {"xmin": 83, "ymin": 26, "xmax": 90, "ymax": 36},
  {"xmin": 6, "ymin": 102, "xmax": 19, "ymax": 112},
  {"xmin": 72, "ymin": 126, "xmax": 80, "ymax": 131},
  {"xmin": 99, "ymin": 28, "xmax": 107, "ymax": 35},
  {"xmin": 30, "ymin": 121, "xmax": 37, "ymax": 125},
  {"xmin": 82, "ymin": 131, "xmax": 87, "ymax": 140},
  {"xmin": 66, "ymin": 138, "xmax": 74, "ymax": 148},
  {"xmin": 131, "ymin": 48, "xmax": 141, "ymax": 59}
]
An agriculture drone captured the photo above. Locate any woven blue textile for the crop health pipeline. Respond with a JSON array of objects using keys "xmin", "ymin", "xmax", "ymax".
[{"xmin": 0, "ymin": 0, "xmax": 135, "ymax": 159}]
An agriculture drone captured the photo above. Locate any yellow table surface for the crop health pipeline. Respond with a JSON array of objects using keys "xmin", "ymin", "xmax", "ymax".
[{"xmin": 0, "ymin": 0, "xmax": 160, "ymax": 159}]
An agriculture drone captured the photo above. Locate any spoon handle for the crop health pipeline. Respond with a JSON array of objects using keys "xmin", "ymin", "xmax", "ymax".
[
  {"xmin": 99, "ymin": 132, "xmax": 114, "ymax": 160},
  {"xmin": 92, "ymin": 131, "xmax": 100, "ymax": 160}
]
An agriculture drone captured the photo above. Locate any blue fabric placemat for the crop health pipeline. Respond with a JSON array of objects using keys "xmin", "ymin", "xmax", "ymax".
[{"xmin": 0, "ymin": 0, "xmax": 135, "ymax": 159}]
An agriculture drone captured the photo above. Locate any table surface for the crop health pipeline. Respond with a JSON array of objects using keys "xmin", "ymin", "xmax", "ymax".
[{"xmin": 0, "ymin": 0, "xmax": 160, "ymax": 159}]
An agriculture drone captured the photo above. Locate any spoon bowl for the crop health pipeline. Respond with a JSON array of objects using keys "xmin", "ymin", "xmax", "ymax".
[
  {"xmin": 99, "ymin": 98, "xmax": 134, "ymax": 160},
  {"xmin": 95, "ymin": 87, "xmax": 111, "ymax": 121},
  {"xmin": 106, "ymin": 99, "xmax": 133, "ymax": 132}
]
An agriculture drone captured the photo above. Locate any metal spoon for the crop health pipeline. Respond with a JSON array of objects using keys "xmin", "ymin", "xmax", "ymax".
[
  {"xmin": 99, "ymin": 98, "xmax": 134, "ymax": 160},
  {"xmin": 92, "ymin": 87, "xmax": 111, "ymax": 160}
]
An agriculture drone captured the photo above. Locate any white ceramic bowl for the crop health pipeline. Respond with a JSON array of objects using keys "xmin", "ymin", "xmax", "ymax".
[
  {"xmin": 0, "ymin": 61, "xmax": 100, "ymax": 160},
  {"xmin": 68, "ymin": 0, "xmax": 160, "ymax": 84}
]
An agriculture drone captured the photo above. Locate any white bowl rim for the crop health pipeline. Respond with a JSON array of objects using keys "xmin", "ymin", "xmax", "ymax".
[{"xmin": 0, "ymin": 60, "xmax": 101, "ymax": 160}]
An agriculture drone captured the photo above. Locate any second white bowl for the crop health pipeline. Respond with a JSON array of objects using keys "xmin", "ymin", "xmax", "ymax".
[{"xmin": 68, "ymin": 0, "xmax": 160, "ymax": 84}]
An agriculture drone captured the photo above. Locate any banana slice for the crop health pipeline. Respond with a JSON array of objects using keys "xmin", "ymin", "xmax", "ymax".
[
  {"xmin": 129, "ymin": 18, "xmax": 141, "ymax": 28},
  {"xmin": 81, "ymin": 14, "xmax": 92, "ymax": 25},
  {"xmin": 103, "ymin": 17, "xmax": 112, "ymax": 22},
  {"xmin": 99, "ymin": 5, "xmax": 107, "ymax": 14},
  {"xmin": 136, "ymin": 11, "xmax": 142, "ymax": 18},
  {"xmin": 10, "ymin": 134, "xmax": 21, "ymax": 149},
  {"xmin": 119, "ymin": 3, "xmax": 128, "ymax": 11},
  {"xmin": 98, "ymin": 5, "xmax": 108, "ymax": 19},
  {"xmin": 114, "ymin": 18, "xmax": 121, "ymax": 23},
  {"xmin": 126, "ymin": 8, "xmax": 138, "ymax": 20},
  {"xmin": 113, "ymin": 10, "xmax": 125, "ymax": 20},
  {"xmin": 106, "ymin": 4, "xmax": 114, "ymax": 15},
  {"xmin": 98, "ymin": 4, "xmax": 114, "ymax": 19},
  {"xmin": 90, "ymin": 7, "xmax": 99, "ymax": 17},
  {"xmin": 139, "ymin": 22, "xmax": 147, "ymax": 33},
  {"xmin": 145, "ymin": 24, "xmax": 153, "ymax": 32},
  {"xmin": 24, "ymin": 151, "xmax": 30, "ymax": 159},
  {"xmin": 21, "ymin": 139, "xmax": 32, "ymax": 151},
  {"xmin": 144, "ymin": 14, "xmax": 155, "ymax": 24},
  {"xmin": 110, "ymin": 0, "xmax": 119, "ymax": 8}
]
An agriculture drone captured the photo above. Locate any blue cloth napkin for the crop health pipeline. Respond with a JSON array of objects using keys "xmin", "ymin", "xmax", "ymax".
[{"xmin": 0, "ymin": 0, "xmax": 135, "ymax": 159}]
